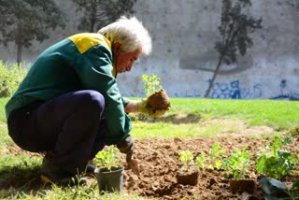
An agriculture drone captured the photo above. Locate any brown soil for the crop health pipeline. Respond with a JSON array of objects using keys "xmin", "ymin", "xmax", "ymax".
[
  {"xmin": 123, "ymin": 136, "xmax": 299, "ymax": 200},
  {"xmin": 147, "ymin": 89, "xmax": 171, "ymax": 111}
]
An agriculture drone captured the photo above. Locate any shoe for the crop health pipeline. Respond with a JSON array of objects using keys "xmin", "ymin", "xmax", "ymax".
[
  {"xmin": 41, "ymin": 157, "xmax": 87, "ymax": 186},
  {"xmin": 85, "ymin": 163, "xmax": 97, "ymax": 175},
  {"xmin": 41, "ymin": 170, "xmax": 87, "ymax": 186}
]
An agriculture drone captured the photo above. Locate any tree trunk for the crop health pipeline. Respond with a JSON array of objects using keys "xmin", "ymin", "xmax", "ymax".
[
  {"xmin": 16, "ymin": 43, "xmax": 22, "ymax": 66},
  {"xmin": 204, "ymin": 56, "xmax": 224, "ymax": 98}
]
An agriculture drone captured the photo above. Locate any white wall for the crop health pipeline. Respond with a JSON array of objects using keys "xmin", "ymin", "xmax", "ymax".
[
  {"xmin": 117, "ymin": 0, "xmax": 299, "ymax": 99},
  {"xmin": 1, "ymin": 0, "xmax": 298, "ymax": 99}
]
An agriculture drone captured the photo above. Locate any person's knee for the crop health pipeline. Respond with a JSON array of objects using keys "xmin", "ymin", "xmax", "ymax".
[{"xmin": 80, "ymin": 90, "xmax": 105, "ymax": 114}]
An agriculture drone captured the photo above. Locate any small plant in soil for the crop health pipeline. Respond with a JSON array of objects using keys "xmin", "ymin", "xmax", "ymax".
[
  {"xmin": 256, "ymin": 136, "xmax": 297, "ymax": 180},
  {"xmin": 95, "ymin": 146, "xmax": 124, "ymax": 193},
  {"xmin": 223, "ymin": 146, "xmax": 251, "ymax": 180},
  {"xmin": 179, "ymin": 150, "xmax": 194, "ymax": 168},
  {"xmin": 95, "ymin": 145, "xmax": 121, "ymax": 170},
  {"xmin": 176, "ymin": 150, "xmax": 199, "ymax": 186},
  {"xmin": 195, "ymin": 153, "xmax": 207, "ymax": 170},
  {"xmin": 209, "ymin": 143, "xmax": 226, "ymax": 170},
  {"xmin": 224, "ymin": 147, "xmax": 256, "ymax": 194}
]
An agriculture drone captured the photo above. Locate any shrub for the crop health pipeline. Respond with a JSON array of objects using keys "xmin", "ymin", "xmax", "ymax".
[{"xmin": 0, "ymin": 61, "xmax": 28, "ymax": 97}]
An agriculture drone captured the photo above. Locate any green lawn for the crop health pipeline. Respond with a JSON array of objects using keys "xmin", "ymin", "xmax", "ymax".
[{"xmin": 1, "ymin": 97, "xmax": 299, "ymax": 199}]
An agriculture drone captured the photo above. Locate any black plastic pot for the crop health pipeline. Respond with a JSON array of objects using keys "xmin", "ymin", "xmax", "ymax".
[{"xmin": 95, "ymin": 166, "xmax": 124, "ymax": 193}]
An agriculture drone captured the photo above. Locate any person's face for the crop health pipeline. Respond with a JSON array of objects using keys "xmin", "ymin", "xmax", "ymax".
[{"xmin": 114, "ymin": 43, "xmax": 142, "ymax": 74}]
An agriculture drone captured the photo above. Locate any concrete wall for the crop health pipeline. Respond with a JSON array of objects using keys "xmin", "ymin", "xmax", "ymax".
[{"xmin": 1, "ymin": 0, "xmax": 299, "ymax": 99}]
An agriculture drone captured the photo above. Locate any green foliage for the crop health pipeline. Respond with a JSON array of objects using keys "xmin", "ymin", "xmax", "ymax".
[
  {"xmin": 179, "ymin": 150, "xmax": 194, "ymax": 167},
  {"xmin": 0, "ymin": 61, "xmax": 28, "ymax": 97},
  {"xmin": 195, "ymin": 153, "xmax": 207, "ymax": 170},
  {"xmin": 95, "ymin": 146, "xmax": 121, "ymax": 170},
  {"xmin": 73, "ymin": 0, "xmax": 137, "ymax": 32},
  {"xmin": 256, "ymin": 136, "xmax": 297, "ymax": 180},
  {"xmin": 0, "ymin": 0, "xmax": 66, "ymax": 63},
  {"xmin": 209, "ymin": 143, "xmax": 226, "ymax": 169},
  {"xmin": 223, "ymin": 147, "xmax": 251, "ymax": 179},
  {"xmin": 141, "ymin": 74, "xmax": 163, "ymax": 97}
]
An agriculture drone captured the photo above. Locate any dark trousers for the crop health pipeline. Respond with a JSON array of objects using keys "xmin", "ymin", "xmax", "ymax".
[{"xmin": 7, "ymin": 90, "xmax": 106, "ymax": 173}]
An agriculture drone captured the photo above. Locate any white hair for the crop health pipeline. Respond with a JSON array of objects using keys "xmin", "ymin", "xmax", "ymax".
[{"xmin": 98, "ymin": 16, "xmax": 152, "ymax": 55}]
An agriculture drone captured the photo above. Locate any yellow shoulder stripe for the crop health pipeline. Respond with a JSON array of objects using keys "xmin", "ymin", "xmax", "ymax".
[{"xmin": 69, "ymin": 33, "xmax": 111, "ymax": 54}]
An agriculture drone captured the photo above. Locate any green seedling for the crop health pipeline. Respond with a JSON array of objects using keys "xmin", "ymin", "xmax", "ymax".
[
  {"xmin": 256, "ymin": 136, "xmax": 297, "ymax": 180},
  {"xmin": 195, "ymin": 153, "xmax": 207, "ymax": 170},
  {"xmin": 223, "ymin": 147, "xmax": 251, "ymax": 179},
  {"xmin": 141, "ymin": 73, "xmax": 163, "ymax": 97},
  {"xmin": 95, "ymin": 146, "xmax": 121, "ymax": 171},
  {"xmin": 209, "ymin": 143, "xmax": 226, "ymax": 170},
  {"xmin": 179, "ymin": 150, "xmax": 194, "ymax": 168}
]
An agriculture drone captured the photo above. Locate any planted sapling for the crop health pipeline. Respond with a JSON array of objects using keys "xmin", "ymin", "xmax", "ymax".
[
  {"xmin": 176, "ymin": 150, "xmax": 199, "ymax": 186},
  {"xmin": 256, "ymin": 136, "xmax": 298, "ymax": 180},
  {"xmin": 95, "ymin": 146, "xmax": 121, "ymax": 171},
  {"xmin": 223, "ymin": 147, "xmax": 251, "ymax": 179},
  {"xmin": 195, "ymin": 153, "xmax": 207, "ymax": 170},
  {"xmin": 179, "ymin": 150, "xmax": 194, "ymax": 168},
  {"xmin": 209, "ymin": 143, "xmax": 226, "ymax": 170}
]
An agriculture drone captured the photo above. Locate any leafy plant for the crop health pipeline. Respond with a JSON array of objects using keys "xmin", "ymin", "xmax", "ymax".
[
  {"xmin": 179, "ymin": 150, "xmax": 194, "ymax": 168},
  {"xmin": 195, "ymin": 153, "xmax": 207, "ymax": 170},
  {"xmin": 141, "ymin": 73, "xmax": 163, "ymax": 97},
  {"xmin": 256, "ymin": 136, "xmax": 297, "ymax": 180},
  {"xmin": 0, "ymin": 61, "xmax": 28, "ymax": 97},
  {"xmin": 209, "ymin": 143, "xmax": 226, "ymax": 169},
  {"xmin": 223, "ymin": 147, "xmax": 251, "ymax": 179},
  {"xmin": 95, "ymin": 146, "xmax": 121, "ymax": 170}
]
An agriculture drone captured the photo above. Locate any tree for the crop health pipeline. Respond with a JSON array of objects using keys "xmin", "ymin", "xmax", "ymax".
[
  {"xmin": 204, "ymin": 0, "xmax": 262, "ymax": 98},
  {"xmin": 73, "ymin": 0, "xmax": 137, "ymax": 32},
  {"xmin": 286, "ymin": 0, "xmax": 299, "ymax": 9},
  {"xmin": 0, "ymin": 0, "xmax": 66, "ymax": 64}
]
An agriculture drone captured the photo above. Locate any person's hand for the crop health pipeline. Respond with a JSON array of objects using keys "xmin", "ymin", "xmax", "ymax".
[{"xmin": 136, "ymin": 98, "xmax": 156, "ymax": 115}]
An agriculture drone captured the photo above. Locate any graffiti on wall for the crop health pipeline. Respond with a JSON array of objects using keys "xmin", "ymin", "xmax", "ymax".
[
  {"xmin": 271, "ymin": 79, "xmax": 299, "ymax": 100},
  {"xmin": 210, "ymin": 80, "xmax": 263, "ymax": 99},
  {"xmin": 171, "ymin": 79, "xmax": 299, "ymax": 99}
]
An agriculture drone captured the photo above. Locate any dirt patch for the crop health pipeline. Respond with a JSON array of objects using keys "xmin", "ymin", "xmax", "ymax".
[{"xmin": 123, "ymin": 136, "xmax": 299, "ymax": 200}]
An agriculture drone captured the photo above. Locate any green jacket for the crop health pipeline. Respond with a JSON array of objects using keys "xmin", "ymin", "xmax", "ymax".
[{"xmin": 5, "ymin": 33, "xmax": 132, "ymax": 145}]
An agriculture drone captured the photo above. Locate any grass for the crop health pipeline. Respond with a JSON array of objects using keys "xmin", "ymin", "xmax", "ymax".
[
  {"xmin": 130, "ymin": 98, "xmax": 299, "ymax": 139},
  {"xmin": 1, "ymin": 97, "xmax": 299, "ymax": 199}
]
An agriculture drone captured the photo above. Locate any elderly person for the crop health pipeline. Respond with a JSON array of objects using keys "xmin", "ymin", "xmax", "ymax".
[{"xmin": 6, "ymin": 16, "xmax": 155, "ymax": 185}]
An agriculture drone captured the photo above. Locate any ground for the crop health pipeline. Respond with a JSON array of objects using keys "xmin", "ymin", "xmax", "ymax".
[
  {"xmin": 1, "ymin": 126, "xmax": 298, "ymax": 200},
  {"xmin": 123, "ymin": 133, "xmax": 298, "ymax": 200}
]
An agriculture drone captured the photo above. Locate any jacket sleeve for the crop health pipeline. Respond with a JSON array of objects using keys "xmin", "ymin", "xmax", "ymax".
[{"xmin": 74, "ymin": 44, "xmax": 132, "ymax": 145}]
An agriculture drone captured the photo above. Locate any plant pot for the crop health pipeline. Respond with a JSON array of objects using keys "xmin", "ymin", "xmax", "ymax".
[
  {"xmin": 176, "ymin": 166, "xmax": 199, "ymax": 186},
  {"xmin": 229, "ymin": 179, "xmax": 257, "ymax": 194},
  {"xmin": 95, "ymin": 166, "xmax": 124, "ymax": 193}
]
